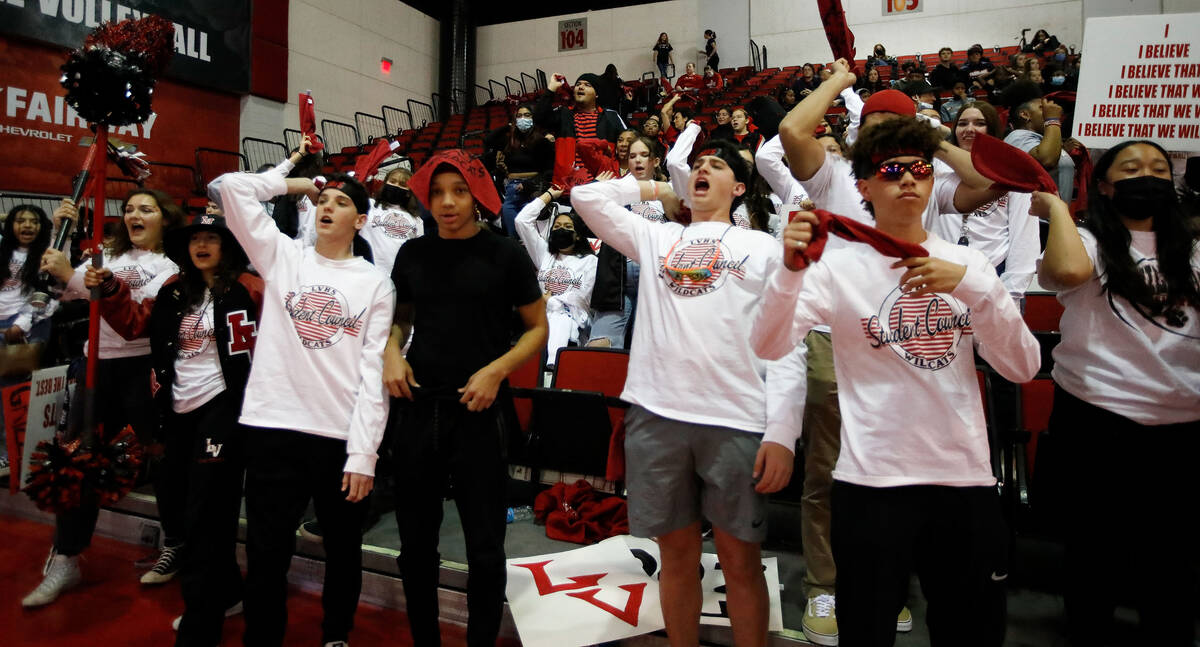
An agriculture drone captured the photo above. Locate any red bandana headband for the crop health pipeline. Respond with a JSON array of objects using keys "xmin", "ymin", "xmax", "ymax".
[
  {"xmin": 870, "ymin": 149, "xmax": 929, "ymax": 165},
  {"xmin": 408, "ymin": 149, "xmax": 502, "ymax": 215}
]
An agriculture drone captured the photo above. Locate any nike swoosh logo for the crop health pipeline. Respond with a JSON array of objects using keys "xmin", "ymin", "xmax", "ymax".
[
  {"xmin": 751, "ymin": 519, "xmax": 764, "ymax": 528},
  {"xmin": 990, "ymin": 572, "xmax": 1008, "ymax": 581}
]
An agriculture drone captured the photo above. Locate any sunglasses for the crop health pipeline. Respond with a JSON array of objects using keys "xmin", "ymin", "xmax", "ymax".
[{"xmin": 875, "ymin": 159, "xmax": 933, "ymax": 181}]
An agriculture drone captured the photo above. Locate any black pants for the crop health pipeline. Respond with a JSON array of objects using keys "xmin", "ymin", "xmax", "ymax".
[
  {"xmin": 392, "ymin": 398, "xmax": 509, "ymax": 647},
  {"xmin": 831, "ymin": 481, "xmax": 1007, "ymax": 647},
  {"xmin": 242, "ymin": 428, "xmax": 370, "ymax": 647},
  {"xmin": 170, "ymin": 391, "xmax": 246, "ymax": 647},
  {"xmin": 54, "ymin": 355, "xmax": 174, "ymax": 555},
  {"xmin": 1051, "ymin": 386, "xmax": 1199, "ymax": 646}
]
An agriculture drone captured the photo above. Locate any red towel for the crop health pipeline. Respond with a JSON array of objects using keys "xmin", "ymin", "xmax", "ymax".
[
  {"xmin": 552, "ymin": 137, "xmax": 618, "ymax": 192},
  {"xmin": 534, "ymin": 480, "xmax": 629, "ymax": 545},
  {"xmin": 789, "ymin": 209, "xmax": 929, "ymax": 269},
  {"xmin": 298, "ymin": 91, "xmax": 325, "ymax": 152},
  {"xmin": 408, "ymin": 149, "xmax": 502, "ymax": 215},
  {"xmin": 353, "ymin": 138, "xmax": 401, "ymax": 181},
  {"xmin": 971, "ymin": 132, "xmax": 1057, "ymax": 194}
]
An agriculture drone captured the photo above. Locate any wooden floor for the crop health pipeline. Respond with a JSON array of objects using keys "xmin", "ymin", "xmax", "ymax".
[{"xmin": 1, "ymin": 514, "xmax": 508, "ymax": 647}]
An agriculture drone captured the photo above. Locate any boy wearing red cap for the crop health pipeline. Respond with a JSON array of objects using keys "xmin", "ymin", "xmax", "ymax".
[
  {"xmin": 753, "ymin": 118, "xmax": 1039, "ymax": 646},
  {"xmin": 384, "ymin": 150, "xmax": 548, "ymax": 647},
  {"xmin": 775, "ymin": 58, "xmax": 1005, "ymax": 645}
]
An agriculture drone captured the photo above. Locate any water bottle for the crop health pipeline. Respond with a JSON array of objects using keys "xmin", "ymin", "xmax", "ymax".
[{"xmin": 506, "ymin": 505, "xmax": 534, "ymax": 523}]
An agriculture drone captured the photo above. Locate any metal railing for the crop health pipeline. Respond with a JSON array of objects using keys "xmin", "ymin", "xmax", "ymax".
[
  {"xmin": 354, "ymin": 111, "xmax": 388, "ymax": 143},
  {"xmin": 407, "ymin": 99, "xmax": 435, "ymax": 129},
  {"xmin": 381, "ymin": 106, "xmax": 413, "ymax": 134},
  {"xmin": 241, "ymin": 137, "xmax": 287, "ymax": 172},
  {"xmin": 320, "ymin": 118, "xmax": 361, "ymax": 153}
]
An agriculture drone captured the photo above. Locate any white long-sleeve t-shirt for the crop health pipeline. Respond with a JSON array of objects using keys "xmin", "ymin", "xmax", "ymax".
[
  {"xmin": 216, "ymin": 171, "xmax": 395, "ymax": 476},
  {"xmin": 62, "ymin": 248, "xmax": 177, "ymax": 358},
  {"xmin": 514, "ymin": 199, "xmax": 598, "ymax": 326},
  {"xmin": 751, "ymin": 233, "xmax": 1040, "ymax": 487},
  {"xmin": 362, "ymin": 200, "xmax": 423, "ymax": 277},
  {"xmin": 571, "ymin": 174, "xmax": 803, "ymax": 449}
]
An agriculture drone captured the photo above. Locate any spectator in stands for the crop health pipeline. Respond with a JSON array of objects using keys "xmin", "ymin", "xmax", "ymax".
[
  {"xmin": 276, "ymin": 137, "xmax": 324, "ymax": 243},
  {"xmin": 214, "ymin": 169, "xmax": 392, "ymax": 647},
  {"xmin": 867, "ymin": 43, "xmax": 898, "ymax": 69},
  {"xmin": 752, "ymin": 115, "xmax": 1038, "ymax": 647},
  {"xmin": 86, "ymin": 213, "xmax": 262, "ymax": 644},
  {"xmin": 793, "ymin": 63, "xmax": 821, "ymax": 96},
  {"xmin": 730, "ymin": 107, "xmax": 764, "ymax": 153},
  {"xmin": 640, "ymin": 114, "xmax": 663, "ymax": 139},
  {"xmin": 572, "ymin": 140, "xmax": 801, "ymax": 647},
  {"xmin": 1023, "ymin": 29, "xmax": 1060, "ymax": 55},
  {"xmin": 615, "ymin": 128, "xmax": 639, "ymax": 176},
  {"xmin": 902, "ymin": 79, "xmax": 938, "ymax": 115},
  {"xmin": 1023, "ymin": 67, "xmax": 1044, "ymax": 86},
  {"xmin": 1037, "ymin": 140, "xmax": 1199, "ymax": 646},
  {"xmin": 539, "ymin": 72, "xmax": 626, "ymax": 146},
  {"xmin": 1004, "ymin": 82, "xmax": 1074, "ymax": 202},
  {"xmin": 596, "ymin": 64, "xmax": 627, "ymax": 114},
  {"xmin": 939, "ymin": 81, "xmax": 974, "ymax": 123},
  {"xmin": 962, "ymin": 45, "xmax": 996, "ymax": 92},
  {"xmin": 857, "ymin": 67, "xmax": 888, "ymax": 94},
  {"xmin": 675, "ymin": 62, "xmax": 704, "ymax": 92},
  {"xmin": 928, "ymin": 102, "xmax": 1040, "ymax": 294},
  {"xmin": 386, "ymin": 150, "xmax": 547, "ymax": 647},
  {"xmin": 1044, "ymin": 63, "xmax": 1074, "ymax": 91},
  {"xmin": 652, "ymin": 32, "xmax": 674, "ymax": 79},
  {"xmin": 702, "ymin": 29, "xmax": 719, "ymax": 72},
  {"xmin": 776, "ymin": 58, "xmax": 1007, "ymax": 646},
  {"xmin": 711, "ymin": 106, "xmax": 735, "ymax": 141},
  {"xmin": 660, "ymin": 94, "xmax": 692, "ymax": 147},
  {"xmin": 514, "ymin": 186, "xmax": 597, "ymax": 365},
  {"xmin": 0, "ymin": 204, "xmax": 57, "ymax": 347},
  {"xmin": 929, "ymin": 47, "xmax": 967, "ymax": 90},
  {"xmin": 588, "ymin": 136, "xmax": 679, "ymax": 348},
  {"xmin": 486, "ymin": 104, "xmax": 554, "ymax": 237},
  {"xmin": 703, "ymin": 65, "xmax": 724, "ymax": 90},
  {"xmin": 25, "ymin": 188, "xmax": 185, "ymax": 608},
  {"xmin": 362, "ymin": 167, "xmax": 425, "ymax": 275},
  {"xmin": 778, "ymin": 87, "xmax": 800, "ymax": 111}
]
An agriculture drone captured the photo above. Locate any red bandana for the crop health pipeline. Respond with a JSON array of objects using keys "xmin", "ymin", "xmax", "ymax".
[{"xmin": 408, "ymin": 149, "xmax": 501, "ymax": 215}]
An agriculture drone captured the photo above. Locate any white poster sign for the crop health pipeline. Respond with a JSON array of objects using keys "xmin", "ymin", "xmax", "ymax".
[
  {"xmin": 21, "ymin": 364, "xmax": 71, "ymax": 486},
  {"xmin": 1074, "ymin": 13, "xmax": 1200, "ymax": 150},
  {"xmin": 505, "ymin": 535, "xmax": 783, "ymax": 647}
]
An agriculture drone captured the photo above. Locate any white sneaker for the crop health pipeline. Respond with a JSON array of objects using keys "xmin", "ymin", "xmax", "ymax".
[
  {"xmin": 172, "ymin": 600, "xmax": 243, "ymax": 631},
  {"xmin": 21, "ymin": 550, "xmax": 82, "ymax": 608},
  {"xmin": 140, "ymin": 544, "xmax": 183, "ymax": 585},
  {"xmin": 801, "ymin": 593, "xmax": 838, "ymax": 646},
  {"xmin": 323, "ymin": 642, "xmax": 348, "ymax": 647}
]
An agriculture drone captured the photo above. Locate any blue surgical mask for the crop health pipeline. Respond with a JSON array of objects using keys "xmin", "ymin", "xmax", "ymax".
[
  {"xmin": 516, "ymin": 117, "xmax": 533, "ymax": 132},
  {"xmin": 1051, "ymin": 75, "xmax": 1065, "ymax": 86},
  {"xmin": 918, "ymin": 101, "xmax": 934, "ymax": 111},
  {"xmin": 1054, "ymin": 52, "xmax": 1066, "ymax": 62}
]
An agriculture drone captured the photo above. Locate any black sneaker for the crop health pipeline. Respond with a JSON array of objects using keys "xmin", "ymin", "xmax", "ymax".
[{"xmin": 140, "ymin": 544, "xmax": 183, "ymax": 585}]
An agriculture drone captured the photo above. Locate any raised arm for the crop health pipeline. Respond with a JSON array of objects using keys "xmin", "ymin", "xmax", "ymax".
[
  {"xmin": 1026, "ymin": 101, "xmax": 1064, "ymax": 169},
  {"xmin": 779, "ymin": 58, "xmax": 856, "ymax": 182},
  {"xmin": 513, "ymin": 189, "xmax": 560, "ymax": 269},
  {"xmin": 211, "ymin": 171, "xmax": 308, "ymax": 272},
  {"xmin": 1034, "ymin": 191, "xmax": 1092, "ymax": 290},
  {"xmin": 664, "ymin": 121, "xmax": 702, "ymax": 206},
  {"xmin": 569, "ymin": 173, "xmax": 663, "ymax": 262}
]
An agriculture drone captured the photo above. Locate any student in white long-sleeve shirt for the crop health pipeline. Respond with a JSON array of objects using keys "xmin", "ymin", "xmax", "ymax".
[
  {"xmin": 361, "ymin": 167, "xmax": 423, "ymax": 276},
  {"xmin": 1038, "ymin": 140, "xmax": 1199, "ymax": 646},
  {"xmin": 571, "ymin": 139, "xmax": 803, "ymax": 647},
  {"xmin": 514, "ymin": 186, "xmax": 597, "ymax": 364},
  {"xmin": 752, "ymin": 118, "xmax": 1040, "ymax": 647},
  {"xmin": 213, "ymin": 170, "xmax": 394, "ymax": 647},
  {"xmin": 24, "ymin": 189, "xmax": 184, "ymax": 608},
  {"xmin": 775, "ymin": 58, "xmax": 1006, "ymax": 644}
]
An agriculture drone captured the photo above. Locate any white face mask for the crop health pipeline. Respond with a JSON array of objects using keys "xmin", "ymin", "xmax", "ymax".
[
  {"xmin": 918, "ymin": 101, "xmax": 934, "ymax": 111},
  {"xmin": 516, "ymin": 117, "xmax": 533, "ymax": 132}
]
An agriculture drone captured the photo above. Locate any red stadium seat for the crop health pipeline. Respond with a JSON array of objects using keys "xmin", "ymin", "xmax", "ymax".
[{"xmin": 1023, "ymin": 292, "xmax": 1064, "ymax": 332}]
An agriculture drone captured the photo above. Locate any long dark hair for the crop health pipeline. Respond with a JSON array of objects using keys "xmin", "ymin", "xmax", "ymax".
[
  {"xmin": 551, "ymin": 211, "xmax": 595, "ymax": 257},
  {"xmin": 507, "ymin": 103, "xmax": 544, "ymax": 154},
  {"xmin": 176, "ymin": 231, "xmax": 249, "ymax": 309},
  {"xmin": 1085, "ymin": 140, "xmax": 1200, "ymax": 316},
  {"xmin": 0, "ymin": 204, "xmax": 53, "ymax": 294},
  {"xmin": 108, "ymin": 189, "xmax": 186, "ymax": 257}
]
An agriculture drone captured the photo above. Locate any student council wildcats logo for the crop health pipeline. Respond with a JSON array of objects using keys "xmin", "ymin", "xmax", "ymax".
[
  {"xmin": 861, "ymin": 288, "xmax": 973, "ymax": 370},
  {"xmin": 177, "ymin": 310, "xmax": 215, "ymax": 360},
  {"xmin": 112, "ymin": 265, "xmax": 156, "ymax": 290},
  {"xmin": 538, "ymin": 266, "xmax": 582, "ymax": 296},
  {"xmin": 284, "ymin": 285, "xmax": 365, "ymax": 349},
  {"xmin": 657, "ymin": 237, "xmax": 748, "ymax": 297},
  {"xmin": 372, "ymin": 210, "xmax": 419, "ymax": 239}
]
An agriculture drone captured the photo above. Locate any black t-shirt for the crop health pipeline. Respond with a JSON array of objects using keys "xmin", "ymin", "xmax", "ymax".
[
  {"xmin": 654, "ymin": 42, "xmax": 673, "ymax": 64},
  {"xmin": 392, "ymin": 228, "xmax": 542, "ymax": 389}
]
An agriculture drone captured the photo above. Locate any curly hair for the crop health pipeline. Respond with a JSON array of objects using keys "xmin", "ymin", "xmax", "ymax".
[
  {"xmin": 849, "ymin": 117, "xmax": 943, "ymax": 181},
  {"xmin": 0, "ymin": 204, "xmax": 53, "ymax": 294}
]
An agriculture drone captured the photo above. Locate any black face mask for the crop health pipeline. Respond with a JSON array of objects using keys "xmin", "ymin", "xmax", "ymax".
[
  {"xmin": 1111, "ymin": 175, "xmax": 1176, "ymax": 220},
  {"xmin": 549, "ymin": 228, "xmax": 576, "ymax": 252},
  {"xmin": 380, "ymin": 184, "xmax": 410, "ymax": 206}
]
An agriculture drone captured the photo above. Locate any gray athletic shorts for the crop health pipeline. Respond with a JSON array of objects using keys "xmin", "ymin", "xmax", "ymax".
[{"xmin": 624, "ymin": 405, "xmax": 768, "ymax": 543}]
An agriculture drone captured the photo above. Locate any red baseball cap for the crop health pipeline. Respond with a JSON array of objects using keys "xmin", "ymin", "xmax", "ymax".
[{"xmin": 861, "ymin": 89, "xmax": 916, "ymax": 121}]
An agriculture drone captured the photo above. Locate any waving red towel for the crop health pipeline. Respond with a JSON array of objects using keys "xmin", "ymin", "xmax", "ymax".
[
  {"xmin": 298, "ymin": 91, "xmax": 325, "ymax": 152},
  {"xmin": 971, "ymin": 132, "xmax": 1057, "ymax": 194},
  {"xmin": 789, "ymin": 209, "xmax": 929, "ymax": 269}
]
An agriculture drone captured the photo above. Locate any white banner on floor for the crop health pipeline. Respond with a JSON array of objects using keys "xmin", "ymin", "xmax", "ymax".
[
  {"xmin": 21, "ymin": 365, "xmax": 70, "ymax": 486},
  {"xmin": 505, "ymin": 535, "xmax": 783, "ymax": 647}
]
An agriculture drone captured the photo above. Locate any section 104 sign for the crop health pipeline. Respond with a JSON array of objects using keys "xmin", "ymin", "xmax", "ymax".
[
  {"xmin": 883, "ymin": 0, "xmax": 922, "ymax": 15},
  {"xmin": 559, "ymin": 18, "xmax": 587, "ymax": 51}
]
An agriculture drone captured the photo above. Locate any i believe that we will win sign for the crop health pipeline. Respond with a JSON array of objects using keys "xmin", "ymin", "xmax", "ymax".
[{"xmin": 1073, "ymin": 13, "xmax": 1200, "ymax": 150}]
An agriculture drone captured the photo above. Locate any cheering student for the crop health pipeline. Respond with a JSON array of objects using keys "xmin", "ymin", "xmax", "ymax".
[
  {"xmin": 213, "ymin": 170, "xmax": 394, "ymax": 647},
  {"xmin": 86, "ymin": 213, "xmax": 263, "ymax": 645},
  {"xmin": 1038, "ymin": 140, "xmax": 1199, "ymax": 646},
  {"xmin": 25, "ymin": 189, "xmax": 184, "ymax": 608},
  {"xmin": 384, "ymin": 150, "xmax": 547, "ymax": 647},
  {"xmin": 571, "ymin": 140, "xmax": 804, "ymax": 647},
  {"xmin": 751, "ymin": 117, "xmax": 1040, "ymax": 647},
  {"xmin": 536, "ymin": 72, "xmax": 626, "ymax": 149},
  {"xmin": 362, "ymin": 167, "xmax": 424, "ymax": 276},
  {"xmin": 514, "ymin": 186, "xmax": 597, "ymax": 365}
]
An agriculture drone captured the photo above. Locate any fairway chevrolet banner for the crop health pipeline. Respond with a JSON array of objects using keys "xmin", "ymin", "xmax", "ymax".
[
  {"xmin": 505, "ymin": 535, "xmax": 783, "ymax": 646},
  {"xmin": 0, "ymin": 0, "xmax": 251, "ymax": 94},
  {"xmin": 1073, "ymin": 13, "xmax": 1200, "ymax": 150}
]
